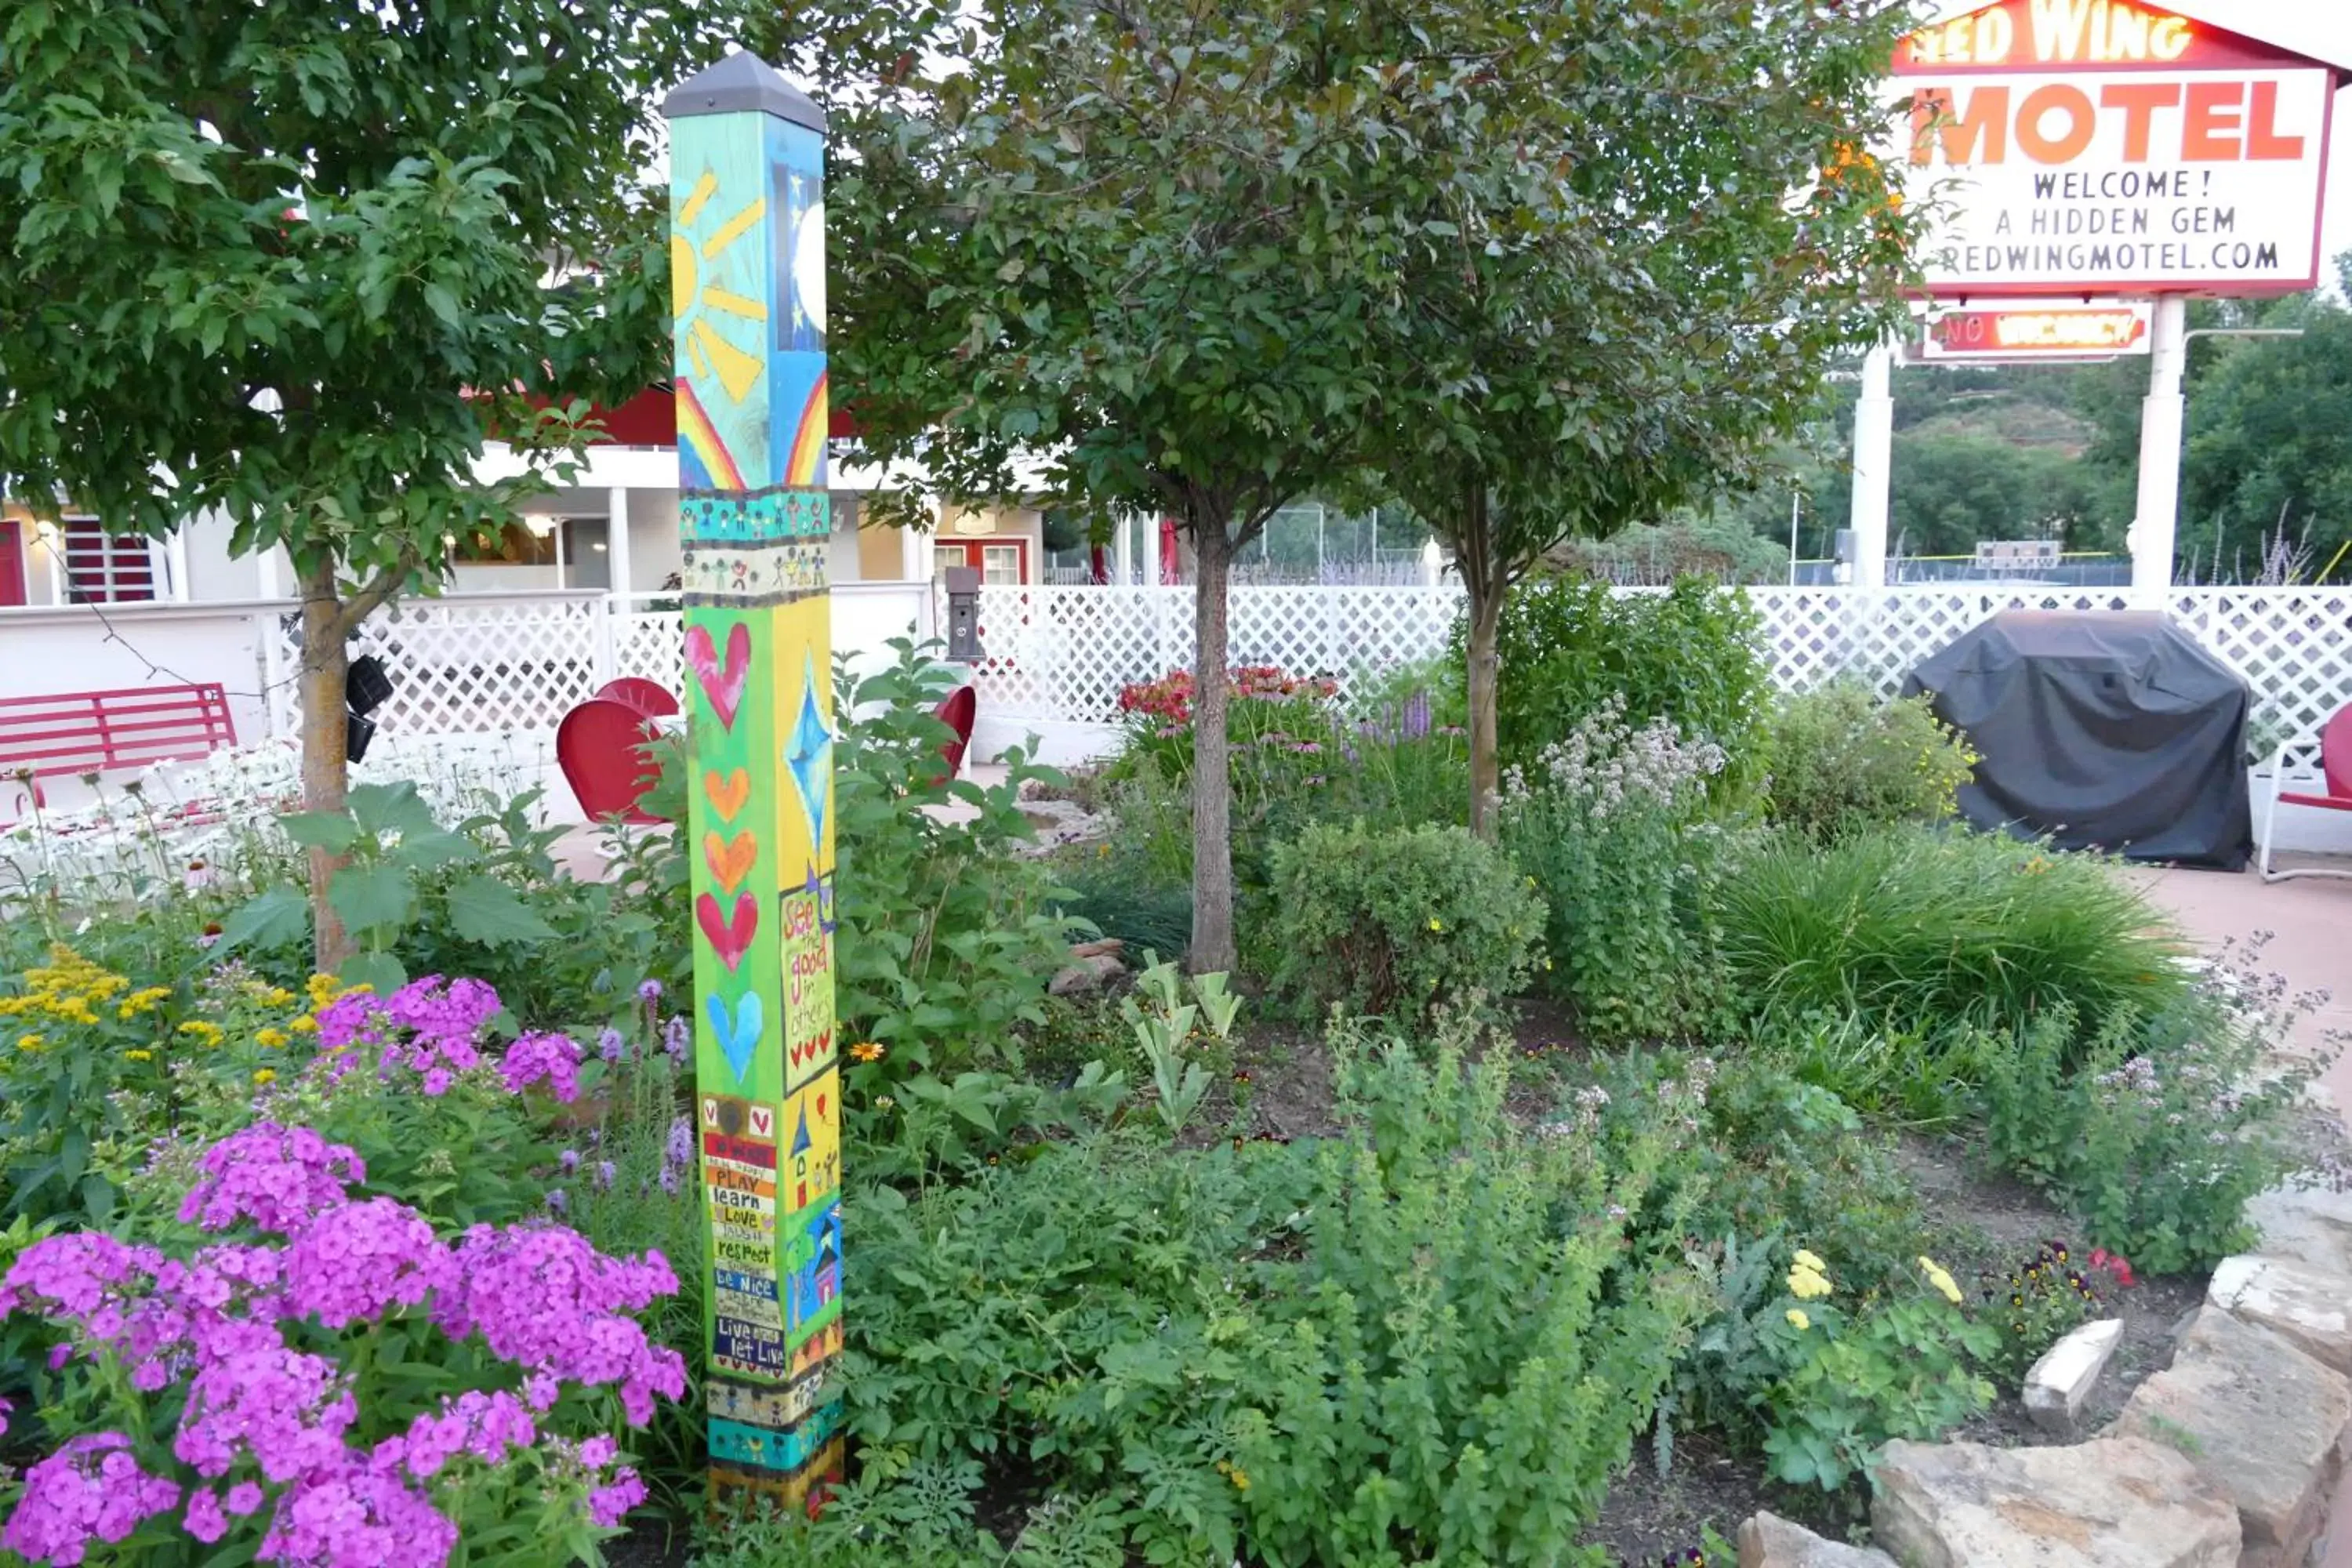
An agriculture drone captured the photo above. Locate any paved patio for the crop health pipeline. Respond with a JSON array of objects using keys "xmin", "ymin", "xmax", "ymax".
[{"xmin": 2128, "ymin": 860, "xmax": 2352, "ymax": 1112}]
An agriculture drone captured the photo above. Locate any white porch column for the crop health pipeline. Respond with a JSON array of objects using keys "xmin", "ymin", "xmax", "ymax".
[
  {"xmin": 1113, "ymin": 509, "xmax": 1134, "ymax": 584},
  {"xmin": 608, "ymin": 485, "xmax": 633, "ymax": 601},
  {"xmin": 255, "ymin": 545, "xmax": 280, "ymax": 601},
  {"xmin": 898, "ymin": 517, "xmax": 930, "ymax": 582},
  {"xmin": 1141, "ymin": 512, "xmax": 1163, "ymax": 586},
  {"xmin": 1849, "ymin": 342, "xmax": 1894, "ymax": 589},
  {"xmin": 165, "ymin": 528, "xmax": 192, "ymax": 603},
  {"xmin": 2130, "ymin": 295, "xmax": 2188, "ymax": 608}
]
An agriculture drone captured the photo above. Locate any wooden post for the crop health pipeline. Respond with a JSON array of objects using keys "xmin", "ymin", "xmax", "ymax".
[{"xmin": 663, "ymin": 54, "xmax": 844, "ymax": 1513}]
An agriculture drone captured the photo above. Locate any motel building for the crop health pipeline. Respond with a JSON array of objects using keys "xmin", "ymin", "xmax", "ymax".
[{"xmin": 0, "ymin": 387, "xmax": 1168, "ymax": 612}]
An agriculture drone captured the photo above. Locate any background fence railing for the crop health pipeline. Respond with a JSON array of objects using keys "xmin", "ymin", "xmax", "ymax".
[{"xmin": 2, "ymin": 581, "xmax": 2335, "ymax": 763}]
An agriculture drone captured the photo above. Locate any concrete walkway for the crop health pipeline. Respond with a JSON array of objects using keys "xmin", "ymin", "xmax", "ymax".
[
  {"xmin": 2131, "ymin": 860, "xmax": 2352, "ymax": 1568},
  {"xmin": 2129, "ymin": 861, "xmax": 2352, "ymax": 1109}
]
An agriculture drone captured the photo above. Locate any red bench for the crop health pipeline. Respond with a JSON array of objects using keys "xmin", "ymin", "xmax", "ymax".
[{"xmin": 0, "ymin": 684, "xmax": 239, "ymax": 815}]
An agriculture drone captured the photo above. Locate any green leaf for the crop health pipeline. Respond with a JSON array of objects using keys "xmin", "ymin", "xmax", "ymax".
[
  {"xmin": 327, "ymin": 862, "xmax": 414, "ymax": 935},
  {"xmin": 442, "ymin": 876, "xmax": 561, "ymax": 946},
  {"xmin": 339, "ymin": 950, "xmax": 409, "ymax": 999},
  {"xmin": 279, "ymin": 811, "xmax": 361, "ymax": 853},
  {"xmin": 347, "ymin": 782, "xmax": 441, "ymax": 840},
  {"xmin": 220, "ymin": 884, "xmax": 312, "ymax": 951}
]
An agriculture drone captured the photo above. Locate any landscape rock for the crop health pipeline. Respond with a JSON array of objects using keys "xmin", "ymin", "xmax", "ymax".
[
  {"xmin": 1047, "ymin": 953, "xmax": 1125, "ymax": 996},
  {"xmin": 2241, "ymin": 1186, "xmax": 2352, "ymax": 1278},
  {"xmin": 2024, "ymin": 1317, "xmax": 2125, "ymax": 1433},
  {"xmin": 1018, "ymin": 797, "xmax": 1109, "ymax": 844},
  {"xmin": 2114, "ymin": 1307, "xmax": 2352, "ymax": 1568},
  {"xmin": 1736, "ymin": 1511, "xmax": 1896, "ymax": 1567},
  {"xmin": 2207, "ymin": 1254, "xmax": 2352, "ymax": 1375},
  {"xmin": 1871, "ymin": 1436, "xmax": 2240, "ymax": 1568}
]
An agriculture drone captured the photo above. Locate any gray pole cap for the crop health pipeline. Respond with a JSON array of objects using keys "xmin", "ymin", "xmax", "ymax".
[{"xmin": 662, "ymin": 52, "xmax": 826, "ymax": 132}]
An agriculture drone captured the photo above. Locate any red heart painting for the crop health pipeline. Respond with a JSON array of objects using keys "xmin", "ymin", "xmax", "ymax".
[
  {"xmin": 684, "ymin": 621, "xmax": 751, "ymax": 730},
  {"xmin": 695, "ymin": 892, "xmax": 758, "ymax": 971}
]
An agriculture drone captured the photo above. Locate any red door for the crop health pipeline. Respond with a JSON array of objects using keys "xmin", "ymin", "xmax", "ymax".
[{"xmin": 0, "ymin": 521, "xmax": 24, "ymax": 607}]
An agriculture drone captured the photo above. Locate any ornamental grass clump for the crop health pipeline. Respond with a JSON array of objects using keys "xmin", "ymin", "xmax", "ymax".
[
  {"xmin": 1712, "ymin": 827, "xmax": 2189, "ymax": 1055},
  {"xmin": 0, "ymin": 1112, "xmax": 682, "ymax": 1566}
]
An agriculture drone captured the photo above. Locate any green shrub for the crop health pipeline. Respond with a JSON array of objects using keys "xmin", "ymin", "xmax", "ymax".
[
  {"xmin": 1500, "ymin": 699, "xmax": 1743, "ymax": 1043},
  {"xmin": 1490, "ymin": 575, "xmax": 1769, "ymax": 785},
  {"xmin": 1712, "ymin": 828, "xmax": 2189, "ymax": 1052},
  {"xmin": 1762, "ymin": 684, "xmax": 1977, "ymax": 844},
  {"xmin": 832, "ymin": 641, "xmax": 1082, "ymax": 1083},
  {"xmin": 1265, "ymin": 821, "xmax": 1542, "ymax": 1018},
  {"xmin": 837, "ymin": 1032, "xmax": 1709, "ymax": 1566},
  {"xmin": 1978, "ymin": 967, "xmax": 2331, "ymax": 1274}
]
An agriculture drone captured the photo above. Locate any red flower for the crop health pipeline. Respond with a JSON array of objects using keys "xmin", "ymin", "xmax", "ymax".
[{"xmin": 2088, "ymin": 1248, "xmax": 2136, "ymax": 1288}]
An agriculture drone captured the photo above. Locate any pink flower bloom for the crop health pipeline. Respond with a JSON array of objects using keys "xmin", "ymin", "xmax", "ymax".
[
  {"xmin": 499, "ymin": 1033, "xmax": 583, "ymax": 1104},
  {"xmin": 1, "ymin": 1434, "xmax": 180, "ymax": 1565},
  {"xmin": 179, "ymin": 1124, "xmax": 366, "ymax": 1236},
  {"xmin": 281, "ymin": 1200, "xmax": 452, "ymax": 1330}
]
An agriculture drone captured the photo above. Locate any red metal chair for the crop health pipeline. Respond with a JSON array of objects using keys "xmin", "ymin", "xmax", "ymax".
[
  {"xmin": 557, "ymin": 699, "xmax": 667, "ymax": 825},
  {"xmin": 2259, "ymin": 702, "xmax": 2352, "ymax": 881},
  {"xmin": 930, "ymin": 684, "xmax": 978, "ymax": 787},
  {"xmin": 593, "ymin": 677, "xmax": 680, "ymax": 719}
]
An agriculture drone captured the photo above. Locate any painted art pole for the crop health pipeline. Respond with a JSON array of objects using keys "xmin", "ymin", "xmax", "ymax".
[{"xmin": 662, "ymin": 54, "xmax": 844, "ymax": 1512}]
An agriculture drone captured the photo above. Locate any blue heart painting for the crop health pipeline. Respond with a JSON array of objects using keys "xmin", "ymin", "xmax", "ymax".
[{"xmin": 706, "ymin": 993, "xmax": 764, "ymax": 1084}]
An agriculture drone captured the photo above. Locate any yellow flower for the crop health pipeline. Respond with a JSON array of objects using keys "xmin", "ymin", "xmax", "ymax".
[
  {"xmin": 306, "ymin": 975, "xmax": 340, "ymax": 1010},
  {"xmin": 117, "ymin": 987, "xmax": 172, "ymax": 1020},
  {"xmin": 43, "ymin": 996, "xmax": 99, "ymax": 1025},
  {"xmin": 125, "ymin": 1049, "xmax": 153, "ymax": 1062},
  {"xmin": 1785, "ymin": 1308, "xmax": 1810, "ymax": 1331},
  {"xmin": 1428, "ymin": 917, "xmax": 1443, "ymax": 932},
  {"xmin": 252, "ymin": 1069, "xmax": 278, "ymax": 1087},
  {"xmin": 176, "ymin": 1020, "xmax": 226, "ymax": 1048},
  {"xmin": 1918, "ymin": 1256, "xmax": 1963, "ymax": 1305},
  {"xmin": 289, "ymin": 1016, "xmax": 319, "ymax": 1036},
  {"xmin": 1788, "ymin": 1260, "xmax": 1834, "ymax": 1301},
  {"xmin": 15, "ymin": 1033, "xmax": 43, "ymax": 1054},
  {"xmin": 849, "ymin": 1041, "xmax": 886, "ymax": 1064},
  {"xmin": 260, "ymin": 988, "xmax": 297, "ymax": 1009},
  {"xmin": 0, "ymin": 996, "xmax": 35, "ymax": 1018},
  {"xmin": 255, "ymin": 1028, "xmax": 290, "ymax": 1050},
  {"xmin": 1792, "ymin": 1249, "xmax": 1825, "ymax": 1272}
]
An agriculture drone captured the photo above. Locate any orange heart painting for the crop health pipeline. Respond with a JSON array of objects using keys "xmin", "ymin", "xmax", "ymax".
[
  {"xmin": 704, "ymin": 768, "xmax": 751, "ymax": 822},
  {"xmin": 705, "ymin": 832, "xmax": 758, "ymax": 893}
]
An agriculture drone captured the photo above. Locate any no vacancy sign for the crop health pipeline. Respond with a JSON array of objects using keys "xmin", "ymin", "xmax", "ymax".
[{"xmin": 1893, "ymin": 0, "xmax": 2337, "ymax": 295}]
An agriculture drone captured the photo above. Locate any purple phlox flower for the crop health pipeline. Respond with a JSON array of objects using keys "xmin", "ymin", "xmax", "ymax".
[
  {"xmin": 384, "ymin": 976, "xmax": 501, "ymax": 1050},
  {"xmin": 183, "ymin": 1486, "xmax": 229, "ymax": 1544},
  {"xmin": 597, "ymin": 1028, "xmax": 626, "ymax": 1065},
  {"xmin": 1, "ymin": 1232, "xmax": 167, "ymax": 1321},
  {"xmin": 179, "ymin": 1123, "xmax": 366, "ymax": 1236},
  {"xmin": 419, "ymin": 1067, "xmax": 452, "ymax": 1097},
  {"xmin": 312, "ymin": 993, "xmax": 384, "ymax": 1054},
  {"xmin": 500, "ymin": 1033, "xmax": 583, "ymax": 1103},
  {"xmin": 433, "ymin": 1225, "xmax": 684, "ymax": 1425},
  {"xmin": 0, "ymin": 1394, "xmax": 10, "ymax": 1439},
  {"xmin": 260, "ymin": 1457, "xmax": 458, "ymax": 1568},
  {"xmin": 381, "ymin": 1390, "xmax": 538, "ymax": 1482},
  {"xmin": 1, "ymin": 1434, "xmax": 180, "ymax": 1566},
  {"xmin": 280, "ymin": 1199, "xmax": 453, "ymax": 1330},
  {"xmin": 587, "ymin": 1471, "xmax": 647, "ymax": 1529},
  {"xmin": 175, "ymin": 1340, "xmax": 357, "ymax": 1482},
  {"xmin": 224, "ymin": 1483, "xmax": 265, "ymax": 1518}
]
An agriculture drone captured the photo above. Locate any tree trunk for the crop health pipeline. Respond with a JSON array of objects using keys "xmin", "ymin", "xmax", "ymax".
[
  {"xmin": 297, "ymin": 556, "xmax": 354, "ymax": 975},
  {"xmin": 1188, "ymin": 521, "xmax": 1237, "ymax": 975},
  {"xmin": 1466, "ymin": 575, "xmax": 1504, "ymax": 840}
]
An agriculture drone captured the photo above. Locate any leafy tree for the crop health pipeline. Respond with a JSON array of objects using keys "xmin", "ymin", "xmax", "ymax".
[
  {"xmin": 0, "ymin": 1, "xmax": 718, "ymax": 964},
  {"xmin": 827, "ymin": 0, "xmax": 1516, "ymax": 970},
  {"xmin": 1363, "ymin": 0, "xmax": 1922, "ymax": 831}
]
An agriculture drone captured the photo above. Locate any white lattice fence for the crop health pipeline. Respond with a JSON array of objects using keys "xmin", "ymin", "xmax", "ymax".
[
  {"xmin": 263, "ymin": 584, "xmax": 2352, "ymax": 757},
  {"xmin": 614, "ymin": 609, "xmax": 684, "ymax": 691},
  {"xmin": 970, "ymin": 584, "xmax": 1466, "ymax": 723},
  {"xmin": 270, "ymin": 595, "xmax": 609, "ymax": 738}
]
